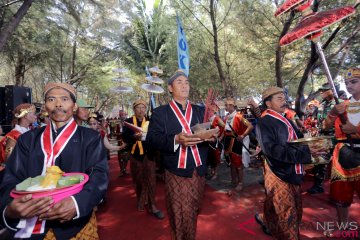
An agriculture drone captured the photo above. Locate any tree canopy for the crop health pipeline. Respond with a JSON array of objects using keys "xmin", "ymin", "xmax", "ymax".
[{"xmin": 0, "ymin": 0, "xmax": 359, "ymax": 115}]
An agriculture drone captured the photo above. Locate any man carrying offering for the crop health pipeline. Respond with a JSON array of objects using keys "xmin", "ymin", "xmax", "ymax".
[
  {"xmin": 147, "ymin": 70, "xmax": 217, "ymax": 240},
  {"xmin": 0, "ymin": 82, "xmax": 108, "ymax": 239},
  {"xmin": 255, "ymin": 86, "xmax": 323, "ymax": 239}
]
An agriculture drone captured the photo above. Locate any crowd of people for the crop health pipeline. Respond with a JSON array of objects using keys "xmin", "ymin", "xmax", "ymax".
[{"xmin": 0, "ymin": 67, "xmax": 359, "ymax": 240}]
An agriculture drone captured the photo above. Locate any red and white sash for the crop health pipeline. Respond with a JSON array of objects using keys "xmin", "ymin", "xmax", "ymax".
[
  {"xmin": 41, "ymin": 118, "xmax": 78, "ymax": 174},
  {"xmin": 169, "ymin": 100, "xmax": 202, "ymax": 169},
  {"xmin": 264, "ymin": 109, "xmax": 303, "ymax": 175},
  {"xmin": 15, "ymin": 118, "xmax": 78, "ymax": 238}
]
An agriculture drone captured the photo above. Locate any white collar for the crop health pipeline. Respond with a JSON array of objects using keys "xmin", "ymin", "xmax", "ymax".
[
  {"xmin": 348, "ymin": 97, "xmax": 360, "ymax": 126},
  {"xmin": 14, "ymin": 124, "xmax": 30, "ymax": 134}
]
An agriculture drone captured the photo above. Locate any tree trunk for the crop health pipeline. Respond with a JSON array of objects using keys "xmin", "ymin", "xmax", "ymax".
[
  {"xmin": 209, "ymin": 0, "xmax": 228, "ymax": 96},
  {"xmin": 70, "ymin": 28, "xmax": 78, "ymax": 80},
  {"xmin": 294, "ymin": 0, "xmax": 321, "ymax": 116},
  {"xmin": 0, "ymin": 5, "xmax": 5, "ymax": 30},
  {"xmin": 14, "ymin": 49, "xmax": 25, "ymax": 86},
  {"xmin": 70, "ymin": 40, "xmax": 77, "ymax": 79},
  {"xmin": 60, "ymin": 53, "xmax": 64, "ymax": 82},
  {"xmin": 0, "ymin": 0, "xmax": 34, "ymax": 52},
  {"xmin": 295, "ymin": 43, "xmax": 317, "ymax": 116},
  {"xmin": 275, "ymin": 12, "xmax": 295, "ymax": 87}
]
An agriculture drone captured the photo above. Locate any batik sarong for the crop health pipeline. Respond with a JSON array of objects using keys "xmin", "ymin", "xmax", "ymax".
[
  {"xmin": 139, "ymin": 157, "xmax": 157, "ymax": 208},
  {"xmin": 130, "ymin": 156, "xmax": 144, "ymax": 206},
  {"xmin": 263, "ymin": 163, "xmax": 302, "ymax": 240},
  {"xmin": 44, "ymin": 211, "xmax": 99, "ymax": 240},
  {"xmin": 165, "ymin": 170, "xmax": 205, "ymax": 240}
]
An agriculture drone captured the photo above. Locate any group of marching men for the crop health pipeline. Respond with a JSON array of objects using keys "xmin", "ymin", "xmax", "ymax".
[{"xmin": 0, "ymin": 67, "xmax": 359, "ymax": 240}]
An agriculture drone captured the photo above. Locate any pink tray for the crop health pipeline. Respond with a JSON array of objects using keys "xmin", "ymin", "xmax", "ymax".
[{"xmin": 10, "ymin": 173, "xmax": 89, "ymax": 204}]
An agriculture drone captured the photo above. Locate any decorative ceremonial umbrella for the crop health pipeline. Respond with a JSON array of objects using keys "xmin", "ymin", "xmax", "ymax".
[
  {"xmin": 112, "ymin": 68, "xmax": 128, "ymax": 73},
  {"xmin": 277, "ymin": 3, "xmax": 357, "ymax": 145},
  {"xmin": 141, "ymin": 83, "xmax": 164, "ymax": 94},
  {"xmin": 110, "ymin": 86, "xmax": 133, "ymax": 93},
  {"xmin": 112, "ymin": 77, "xmax": 131, "ymax": 83},
  {"xmin": 112, "ymin": 67, "xmax": 133, "ymax": 95},
  {"xmin": 148, "ymin": 66, "xmax": 163, "ymax": 75},
  {"xmin": 145, "ymin": 76, "xmax": 164, "ymax": 84},
  {"xmin": 147, "ymin": 66, "xmax": 164, "ymax": 83},
  {"xmin": 280, "ymin": 6, "xmax": 356, "ymax": 47},
  {"xmin": 279, "ymin": 5, "xmax": 356, "ymax": 101},
  {"xmin": 143, "ymin": 66, "xmax": 164, "ymax": 113},
  {"xmin": 275, "ymin": 0, "xmax": 311, "ymax": 17}
]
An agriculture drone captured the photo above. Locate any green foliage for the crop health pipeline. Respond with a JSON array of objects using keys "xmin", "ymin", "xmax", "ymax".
[
  {"xmin": 118, "ymin": 0, "xmax": 171, "ymax": 75},
  {"xmin": 0, "ymin": 0, "xmax": 359, "ymax": 112}
]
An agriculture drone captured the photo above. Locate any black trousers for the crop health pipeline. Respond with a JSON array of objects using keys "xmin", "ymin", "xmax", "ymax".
[{"xmin": 312, "ymin": 164, "xmax": 325, "ymax": 186}]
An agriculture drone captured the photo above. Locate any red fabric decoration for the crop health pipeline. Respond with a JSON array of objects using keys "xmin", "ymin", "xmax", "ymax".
[
  {"xmin": 296, "ymin": 0, "xmax": 312, "ymax": 12},
  {"xmin": 203, "ymin": 88, "xmax": 218, "ymax": 123},
  {"xmin": 274, "ymin": 0, "xmax": 309, "ymax": 17},
  {"xmin": 280, "ymin": 6, "xmax": 355, "ymax": 46}
]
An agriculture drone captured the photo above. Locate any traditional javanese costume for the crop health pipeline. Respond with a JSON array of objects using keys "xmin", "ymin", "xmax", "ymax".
[
  {"xmin": 0, "ymin": 125, "xmax": 29, "ymax": 171},
  {"xmin": 207, "ymin": 114, "xmax": 224, "ymax": 169},
  {"xmin": 116, "ymin": 120, "xmax": 130, "ymax": 175},
  {"xmin": 224, "ymin": 111, "xmax": 250, "ymax": 167},
  {"xmin": 284, "ymin": 108, "xmax": 297, "ymax": 121},
  {"xmin": 0, "ymin": 118, "xmax": 108, "ymax": 239},
  {"xmin": 0, "ymin": 103, "xmax": 36, "ymax": 172},
  {"xmin": 330, "ymin": 98, "xmax": 360, "ymax": 207},
  {"xmin": 307, "ymin": 98, "xmax": 336, "ymax": 193},
  {"xmin": 147, "ymin": 100, "xmax": 208, "ymax": 240},
  {"xmin": 256, "ymin": 109, "xmax": 311, "ymax": 240},
  {"xmin": 122, "ymin": 115, "xmax": 157, "ymax": 210}
]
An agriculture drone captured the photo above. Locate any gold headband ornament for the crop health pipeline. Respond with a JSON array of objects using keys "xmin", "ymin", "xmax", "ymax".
[
  {"xmin": 41, "ymin": 111, "xmax": 49, "ymax": 117},
  {"xmin": 88, "ymin": 113, "xmax": 98, "ymax": 121},
  {"xmin": 345, "ymin": 68, "xmax": 360, "ymax": 80},
  {"xmin": 14, "ymin": 105, "xmax": 36, "ymax": 119}
]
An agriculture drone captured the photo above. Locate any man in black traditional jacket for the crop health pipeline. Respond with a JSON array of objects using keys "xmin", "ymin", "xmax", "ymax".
[
  {"xmin": 255, "ymin": 86, "xmax": 319, "ymax": 240},
  {"xmin": 147, "ymin": 70, "xmax": 216, "ymax": 240},
  {"xmin": 0, "ymin": 82, "xmax": 108, "ymax": 239}
]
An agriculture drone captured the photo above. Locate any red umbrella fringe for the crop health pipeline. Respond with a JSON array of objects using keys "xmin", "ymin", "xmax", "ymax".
[
  {"xmin": 279, "ymin": 6, "xmax": 356, "ymax": 47},
  {"xmin": 275, "ymin": 0, "xmax": 311, "ymax": 17}
]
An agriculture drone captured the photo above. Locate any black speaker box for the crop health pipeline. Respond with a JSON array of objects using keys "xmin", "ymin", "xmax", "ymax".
[
  {"xmin": 0, "ymin": 87, "xmax": 5, "ymax": 125},
  {"xmin": 4, "ymin": 85, "xmax": 32, "ymax": 125},
  {"xmin": 1, "ymin": 125, "xmax": 12, "ymax": 135}
]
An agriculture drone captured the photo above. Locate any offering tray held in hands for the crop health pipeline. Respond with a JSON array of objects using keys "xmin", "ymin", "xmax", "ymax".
[
  {"xmin": 288, "ymin": 135, "xmax": 334, "ymax": 147},
  {"xmin": 289, "ymin": 136, "xmax": 334, "ymax": 165},
  {"xmin": 10, "ymin": 173, "xmax": 89, "ymax": 205},
  {"xmin": 190, "ymin": 122, "xmax": 219, "ymax": 140}
]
